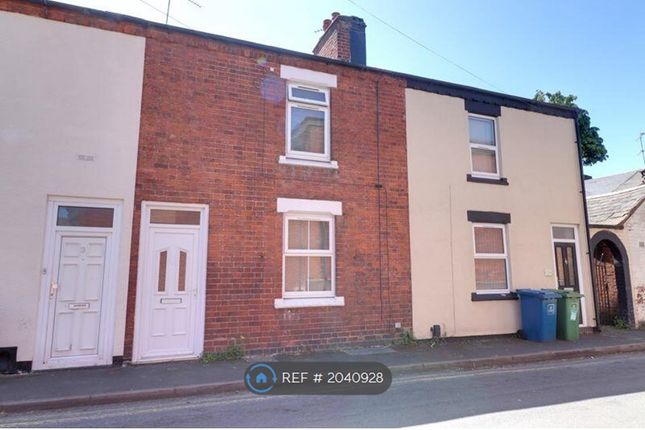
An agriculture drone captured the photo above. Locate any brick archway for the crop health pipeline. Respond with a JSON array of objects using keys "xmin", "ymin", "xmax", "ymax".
[{"xmin": 590, "ymin": 231, "xmax": 634, "ymax": 326}]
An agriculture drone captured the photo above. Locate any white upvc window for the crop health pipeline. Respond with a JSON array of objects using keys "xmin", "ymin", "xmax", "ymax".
[
  {"xmin": 472, "ymin": 223, "xmax": 510, "ymax": 293},
  {"xmin": 469, "ymin": 114, "xmax": 500, "ymax": 178},
  {"xmin": 275, "ymin": 198, "xmax": 343, "ymax": 308},
  {"xmin": 286, "ymin": 83, "xmax": 331, "ymax": 162},
  {"xmin": 282, "ymin": 213, "xmax": 335, "ymax": 298}
]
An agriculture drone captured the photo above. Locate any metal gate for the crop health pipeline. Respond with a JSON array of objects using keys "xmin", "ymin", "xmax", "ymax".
[
  {"xmin": 594, "ymin": 256, "xmax": 616, "ymax": 325},
  {"xmin": 593, "ymin": 241, "xmax": 628, "ymax": 326}
]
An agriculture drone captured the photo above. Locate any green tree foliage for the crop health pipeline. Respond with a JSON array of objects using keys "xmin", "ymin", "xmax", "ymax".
[{"xmin": 534, "ymin": 90, "xmax": 608, "ymax": 166}]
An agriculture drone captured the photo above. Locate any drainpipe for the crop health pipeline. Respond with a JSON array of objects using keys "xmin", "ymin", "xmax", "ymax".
[{"xmin": 574, "ymin": 111, "xmax": 602, "ymax": 333}]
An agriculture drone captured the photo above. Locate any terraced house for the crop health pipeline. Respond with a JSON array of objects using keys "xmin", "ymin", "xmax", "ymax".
[
  {"xmin": 406, "ymin": 83, "xmax": 594, "ymax": 338},
  {"xmin": 0, "ymin": 0, "xmax": 595, "ymax": 372}
]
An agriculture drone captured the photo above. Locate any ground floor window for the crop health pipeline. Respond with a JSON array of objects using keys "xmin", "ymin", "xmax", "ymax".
[
  {"xmin": 275, "ymin": 198, "xmax": 344, "ymax": 308},
  {"xmin": 472, "ymin": 223, "xmax": 510, "ymax": 293},
  {"xmin": 283, "ymin": 214, "xmax": 334, "ymax": 298}
]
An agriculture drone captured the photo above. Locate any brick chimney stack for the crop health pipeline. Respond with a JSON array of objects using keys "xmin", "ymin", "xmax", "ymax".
[{"xmin": 313, "ymin": 12, "xmax": 366, "ymax": 66}]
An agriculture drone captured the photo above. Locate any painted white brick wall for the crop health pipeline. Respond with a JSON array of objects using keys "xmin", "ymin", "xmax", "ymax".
[{"xmin": 623, "ymin": 202, "xmax": 645, "ymax": 325}]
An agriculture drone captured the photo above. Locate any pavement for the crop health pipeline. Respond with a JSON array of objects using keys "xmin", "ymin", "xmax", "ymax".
[
  {"xmin": 2, "ymin": 326, "xmax": 645, "ymax": 413},
  {"xmin": 4, "ymin": 352, "xmax": 645, "ymax": 427}
]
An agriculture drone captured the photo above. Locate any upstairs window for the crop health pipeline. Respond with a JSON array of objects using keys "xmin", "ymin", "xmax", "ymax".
[
  {"xmin": 473, "ymin": 224, "xmax": 510, "ymax": 293},
  {"xmin": 469, "ymin": 115, "xmax": 500, "ymax": 178},
  {"xmin": 286, "ymin": 83, "xmax": 330, "ymax": 162}
]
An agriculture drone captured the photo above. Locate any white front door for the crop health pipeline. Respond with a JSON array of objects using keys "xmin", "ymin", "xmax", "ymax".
[
  {"xmin": 34, "ymin": 199, "xmax": 121, "ymax": 371},
  {"xmin": 47, "ymin": 235, "xmax": 107, "ymax": 359},
  {"xmin": 134, "ymin": 203, "xmax": 208, "ymax": 363}
]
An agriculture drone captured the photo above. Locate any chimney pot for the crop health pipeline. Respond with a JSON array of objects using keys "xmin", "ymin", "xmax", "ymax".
[
  {"xmin": 323, "ymin": 19, "xmax": 331, "ymax": 30},
  {"xmin": 331, "ymin": 12, "xmax": 340, "ymax": 20}
]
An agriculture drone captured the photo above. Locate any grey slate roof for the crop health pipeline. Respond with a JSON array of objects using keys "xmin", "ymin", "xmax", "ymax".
[
  {"xmin": 587, "ymin": 185, "xmax": 645, "ymax": 227},
  {"xmin": 585, "ymin": 170, "xmax": 644, "ymax": 196}
]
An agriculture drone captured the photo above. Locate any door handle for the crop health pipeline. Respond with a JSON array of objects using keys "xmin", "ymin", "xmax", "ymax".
[{"xmin": 49, "ymin": 281, "xmax": 58, "ymax": 298}]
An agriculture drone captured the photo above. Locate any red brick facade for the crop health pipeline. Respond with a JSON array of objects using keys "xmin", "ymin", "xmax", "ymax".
[
  {"xmin": 595, "ymin": 241, "xmax": 623, "ymax": 324},
  {"xmin": 3, "ymin": 1, "xmax": 412, "ymax": 356}
]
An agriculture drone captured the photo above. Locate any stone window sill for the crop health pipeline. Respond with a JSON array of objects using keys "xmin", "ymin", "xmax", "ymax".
[
  {"xmin": 471, "ymin": 292, "xmax": 518, "ymax": 302},
  {"xmin": 279, "ymin": 156, "xmax": 338, "ymax": 170},
  {"xmin": 467, "ymin": 174, "xmax": 509, "ymax": 186},
  {"xmin": 274, "ymin": 296, "xmax": 345, "ymax": 309}
]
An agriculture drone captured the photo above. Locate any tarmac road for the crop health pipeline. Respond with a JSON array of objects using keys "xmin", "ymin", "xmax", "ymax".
[{"xmin": 2, "ymin": 352, "xmax": 645, "ymax": 427}]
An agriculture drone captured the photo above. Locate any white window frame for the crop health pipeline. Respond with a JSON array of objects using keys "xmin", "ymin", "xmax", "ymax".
[
  {"xmin": 285, "ymin": 83, "xmax": 331, "ymax": 162},
  {"xmin": 288, "ymin": 83, "xmax": 329, "ymax": 106},
  {"xmin": 275, "ymin": 197, "xmax": 343, "ymax": 308},
  {"xmin": 282, "ymin": 212, "xmax": 335, "ymax": 299},
  {"xmin": 468, "ymin": 114, "xmax": 501, "ymax": 179},
  {"xmin": 472, "ymin": 223, "xmax": 511, "ymax": 294}
]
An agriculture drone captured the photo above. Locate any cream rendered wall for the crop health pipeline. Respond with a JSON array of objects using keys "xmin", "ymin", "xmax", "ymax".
[
  {"xmin": 0, "ymin": 12, "xmax": 145, "ymax": 361},
  {"xmin": 406, "ymin": 89, "xmax": 595, "ymax": 339}
]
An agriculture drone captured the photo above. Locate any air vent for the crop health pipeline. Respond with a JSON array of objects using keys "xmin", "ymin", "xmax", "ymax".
[
  {"xmin": 0, "ymin": 347, "xmax": 17, "ymax": 374},
  {"xmin": 431, "ymin": 325, "xmax": 441, "ymax": 338}
]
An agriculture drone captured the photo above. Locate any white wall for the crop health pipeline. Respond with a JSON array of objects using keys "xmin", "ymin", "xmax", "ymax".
[
  {"xmin": 0, "ymin": 12, "xmax": 145, "ymax": 361},
  {"xmin": 622, "ymin": 202, "xmax": 645, "ymax": 325}
]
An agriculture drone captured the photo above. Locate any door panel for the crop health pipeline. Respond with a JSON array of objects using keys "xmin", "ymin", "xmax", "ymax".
[
  {"xmin": 554, "ymin": 242, "xmax": 579, "ymax": 292},
  {"xmin": 52, "ymin": 312, "xmax": 73, "ymax": 353},
  {"xmin": 50, "ymin": 236, "xmax": 106, "ymax": 359},
  {"xmin": 554, "ymin": 241, "xmax": 582, "ymax": 323},
  {"xmin": 139, "ymin": 228, "xmax": 199, "ymax": 360}
]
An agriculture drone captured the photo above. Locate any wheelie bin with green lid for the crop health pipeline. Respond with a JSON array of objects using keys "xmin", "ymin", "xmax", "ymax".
[
  {"xmin": 542, "ymin": 289, "xmax": 583, "ymax": 341},
  {"xmin": 516, "ymin": 289, "xmax": 560, "ymax": 342}
]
